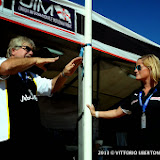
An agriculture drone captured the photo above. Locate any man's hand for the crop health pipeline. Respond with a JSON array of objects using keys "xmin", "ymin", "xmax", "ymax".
[
  {"xmin": 62, "ymin": 57, "xmax": 82, "ymax": 77},
  {"xmin": 35, "ymin": 57, "xmax": 59, "ymax": 71},
  {"xmin": 0, "ymin": 57, "xmax": 60, "ymax": 76},
  {"xmin": 50, "ymin": 57, "xmax": 82, "ymax": 93}
]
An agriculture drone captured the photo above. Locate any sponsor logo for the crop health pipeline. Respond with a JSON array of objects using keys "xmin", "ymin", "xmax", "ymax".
[
  {"xmin": 54, "ymin": 5, "xmax": 71, "ymax": 23},
  {"xmin": 14, "ymin": 0, "xmax": 75, "ymax": 31},
  {"xmin": 19, "ymin": 0, "xmax": 54, "ymax": 17},
  {"xmin": 20, "ymin": 89, "xmax": 38, "ymax": 102}
]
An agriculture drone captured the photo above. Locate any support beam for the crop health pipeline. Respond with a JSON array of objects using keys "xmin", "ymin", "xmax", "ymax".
[{"xmin": 78, "ymin": 0, "xmax": 92, "ymax": 160}]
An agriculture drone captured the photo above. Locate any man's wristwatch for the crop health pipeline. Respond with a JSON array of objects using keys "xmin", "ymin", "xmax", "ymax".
[{"xmin": 62, "ymin": 71, "xmax": 69, "ymax": 78}]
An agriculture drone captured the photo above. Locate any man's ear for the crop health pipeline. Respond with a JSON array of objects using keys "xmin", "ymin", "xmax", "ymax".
[
  {"xmin": 11, "ymin": 48, "xmax": 15, "ymax": 52},
  {"xmin": 11, "ymin": 48, "xmax": 16, "ymax": 56}
]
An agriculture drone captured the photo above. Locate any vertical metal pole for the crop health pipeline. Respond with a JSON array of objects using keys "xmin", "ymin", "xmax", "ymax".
[
  {"xmin": 83, "ymin": 0, "xmax": 92, "ymax": 158},
  {"xmin": 78, "ymin": 0, "xmax": 92, "ymax": 160}
]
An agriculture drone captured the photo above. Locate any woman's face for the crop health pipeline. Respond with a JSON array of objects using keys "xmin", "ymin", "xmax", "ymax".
[{"xmin": 134, "ymin": 59, "xmax": 150, "ymax": 82}]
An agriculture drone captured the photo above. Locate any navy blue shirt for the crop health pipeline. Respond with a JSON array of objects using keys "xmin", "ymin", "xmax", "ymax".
[{"xmin": 121, "ymin": 82, "xmax": 160, "ymax": 148}]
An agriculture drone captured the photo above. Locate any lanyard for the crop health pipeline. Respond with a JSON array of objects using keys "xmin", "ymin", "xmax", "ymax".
[
  {"xmin": 18, "ymin": 72, "xmax": 37, "ymax": 101},
  {"xmin": 139, "ymin": 88, "xmax": 157, "ymax": 113},
  {"xmin": 18, "ymin": 72, "xmax": 28, "ymax": 83}
]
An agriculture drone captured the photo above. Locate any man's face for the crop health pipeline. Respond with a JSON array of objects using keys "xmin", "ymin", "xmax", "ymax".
[{"xmin": 11, "ymin": 42, "xmax": 34, "ymax": 58}]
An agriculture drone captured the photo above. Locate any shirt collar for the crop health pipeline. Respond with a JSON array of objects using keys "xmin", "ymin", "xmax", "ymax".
[{"xmin": 140, "ymin": 81, "xmax": 160, "ymax": 97}]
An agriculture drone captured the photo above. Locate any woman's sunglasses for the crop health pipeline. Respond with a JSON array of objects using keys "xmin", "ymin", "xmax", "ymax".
[{"xmin": 134, "ymin": 65, "xmax": 141, "ymax": 71}]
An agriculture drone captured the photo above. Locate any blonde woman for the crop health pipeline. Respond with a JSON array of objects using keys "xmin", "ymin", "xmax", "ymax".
[{"xmin": 87, "ymin": 54, "xmax": 160, "ymax": 148}]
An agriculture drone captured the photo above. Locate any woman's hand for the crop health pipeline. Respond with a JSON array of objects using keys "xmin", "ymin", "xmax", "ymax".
[{"xmin": 86, "ymin": 104, "xmax": 96, "ymax": 117}]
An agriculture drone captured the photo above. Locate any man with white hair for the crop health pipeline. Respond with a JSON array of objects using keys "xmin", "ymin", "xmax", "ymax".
[{"xmin": 0, "ymin": 36, "xmax": 82, "ymax": 144}]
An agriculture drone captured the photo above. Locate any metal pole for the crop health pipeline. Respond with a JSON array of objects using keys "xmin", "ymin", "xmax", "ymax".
[
  {"xmin": 83, "ymin": 0, "xmax": 92, "ymax": 158},
  {"xmin": 78, "ymin": 0, "xmax": 92, "ymax": 159}
]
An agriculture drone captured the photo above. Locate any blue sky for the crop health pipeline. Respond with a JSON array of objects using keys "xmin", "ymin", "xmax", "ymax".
[{"xmin": 69, "ymin": 0, "xmax": 160, "ymax": 45}]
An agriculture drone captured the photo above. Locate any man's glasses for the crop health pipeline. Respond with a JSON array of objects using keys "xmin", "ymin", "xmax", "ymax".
[
  {"xmin": 15, "ymin": 46, "xmax": 33, "ymax": 53},
  {"xmin": 134, "ymin": 65, "xmax": 141, "ymax": 71}
]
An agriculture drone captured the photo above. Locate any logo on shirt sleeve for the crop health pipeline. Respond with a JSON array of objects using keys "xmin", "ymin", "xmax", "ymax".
[
  {"xmin": 131, "ymin": 99, "xmax": 138, "ymax": 105},
  {"xmin": 150, "ymin": 97, "xmax": 160, "ymax": 101}
]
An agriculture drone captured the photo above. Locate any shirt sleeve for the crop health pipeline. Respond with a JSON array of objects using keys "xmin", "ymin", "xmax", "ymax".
[
  {"xmin": 0, "ymin": 57, "xmax": 9, "ymax": 80},
  {"xmin": 120, "ymin": 94, "xmax": 132, "ymax": 115},
  {"xmin": 30, "ymin": 72, "xmax": 52, "ymax": 97}
]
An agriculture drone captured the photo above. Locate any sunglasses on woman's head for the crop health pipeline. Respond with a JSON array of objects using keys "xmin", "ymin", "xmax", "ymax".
[{"xmin": 134, "ymin": 65, "xmax": 141, "ymax": 71}]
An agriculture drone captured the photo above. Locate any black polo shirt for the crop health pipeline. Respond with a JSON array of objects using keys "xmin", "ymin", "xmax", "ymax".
[
  {"xmin": 7, "ymin": 72, "xmax": 41, "ymax": 144},
  {"xmin": 121, "ymin": 82, "xmax": 160, "ymax": 148}
]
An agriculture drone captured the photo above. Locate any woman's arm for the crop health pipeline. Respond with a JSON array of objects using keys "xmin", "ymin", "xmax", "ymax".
[{"xmin": 86, "ymin": 104, "xmax": 126, "ymax": 119}]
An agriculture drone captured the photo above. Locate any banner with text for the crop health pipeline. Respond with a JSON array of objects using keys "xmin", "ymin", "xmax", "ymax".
[{"xmin": 14, "ymin": 0, "xmax": 75, "ymax": 32}]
